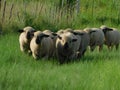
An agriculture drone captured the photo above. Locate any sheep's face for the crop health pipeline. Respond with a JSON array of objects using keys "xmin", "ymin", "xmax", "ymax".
[
  {"xmin": 58, "ymin": 34, "xmax": 77, "ymax": 50},
  {"xmin": 23, "ymin": 30, "xmax": 34, "ymax": 40},
  {"xmin": 57, "ymin": 30, "xmax": 64, "ymax": 35},
  {"xmin": 100, "ymin": 26, "xmax": 113, "ymax": 34},
  {"xmin": 36, "ymin": 33, "xmax": 49, "ymax": 44},
  {"xmin": 101, "ymin": 28, "xmax": 113, "ymax": 34},
  {"xmin": 18, "ymin": 27, "xmax": 35, "ymax": 40}
]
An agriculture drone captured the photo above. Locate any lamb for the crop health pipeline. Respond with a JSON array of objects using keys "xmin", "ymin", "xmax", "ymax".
[
  {"xmin": 74, "ymin": 30, "xmax": 90, "ymax": 58},
  {"xmin": 56, "ymin": 29, "xmax": 64, "ymax": 35},
  {"xmin": 43, "ymin": 30, "xmax": 57, "ymax": 40},
  {"xmin": 56, "ymin": 28, "xmax": 73, "ymax": 35},
  {"xmin": 84, "ymin": 28, "xmax": 105, "ymax": 52},
  {"xmin": 43, "ymin": 30, "xmax": 57, "ymax": 57},
  {"xmin": 30, "ymin": 31, "xmax": 54, "ymax": 59},
  {"xmin": 56, "ymin": 31, "xmax": 81, "ymax": 64},
  {"xmin": 18, "ymin": 26, "xmax": 35, "ymax": 54},
  {"xmin": 100, "ymin": 25, "xmax": 120, "ymax": 50}
]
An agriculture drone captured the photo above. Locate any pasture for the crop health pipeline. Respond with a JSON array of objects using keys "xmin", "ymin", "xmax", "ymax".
[
  {"xmin": 0, "ymin": 0, "xmax": 120, "ymax": 90},
  {"xmin": 0, "ymin": 33, "xmax": 120, "ymax": 90}
]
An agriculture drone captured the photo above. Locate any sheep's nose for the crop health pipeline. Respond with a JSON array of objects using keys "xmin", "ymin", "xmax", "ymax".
[{"xmin": 64, "ymin": 42, "xmax": 68, "ymax": 49}]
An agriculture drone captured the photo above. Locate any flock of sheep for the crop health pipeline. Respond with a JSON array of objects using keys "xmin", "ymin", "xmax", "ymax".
[{"xmin": 18, "ymin": 25, "xmax": 120, "ymax": 64}]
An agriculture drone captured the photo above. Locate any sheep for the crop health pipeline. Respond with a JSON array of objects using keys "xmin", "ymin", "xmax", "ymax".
[
  {"xmin": 43, "ymin": 30, "xmax": 57, "ymax": 57},
  {"xmin": 84, "ymin": 27, "xmax": 105, "ymax": 52},
  {"xmin": 30, "ymin": 31, "xmax": 54, "ymax": 59},
  {"xmin": 18, "ymin": 26, "xmax": 35, "ymax": 54},
  {"xmin": 63, "ymin": 28, "xmax": 73, "ymax": 33},
  {"xmin": 74, "ymin": 30, "xmax": 90, "ymax": 58},
  {"xmin": 100, "ymin": 25, "xmax": 120, "ymax": 50},
  {"xmin": 56, "ymin": 29, "xmax": 64, "ymax": 35},
  {"xmin": 56, "ymin": 31, "xmax": 81, "ymax": 64},
  {"xmin": 43, "ymin": 30, "xmax": 57, "ymax": 40},
  {"xmin": 56, "ymin": 28, "xmax": 73, "ymax": 35}
]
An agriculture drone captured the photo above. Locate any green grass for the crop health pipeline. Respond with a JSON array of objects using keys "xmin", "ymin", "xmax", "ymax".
[
  {"xmin": 0, "ymin": 33, "xmax": 120, "ymax": 90},
  {"xmin": 1, "ymin": 0, "xmax": 120, "ymax": 89},
  {"xmin": 1, "ymin": 0, "xmax": 120, "ymax": 33}
]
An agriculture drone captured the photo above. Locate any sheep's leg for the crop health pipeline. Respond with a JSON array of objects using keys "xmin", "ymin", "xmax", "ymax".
[
  {"xmin": 59, "ymin": 57, "xmax": 65, "ymax": 64},
  {"xmin": 111, "ymin": 45, "xmax": 114, "ymax": 50},
  {"xmin": 77, "ymin": 51, "xmax": 82, "ymax": 59},
  {"xmin": 56, "ymin": 52, "xmax": 65, "ymax": 64},
  {"xmin": 99, "ymin": 45, "xmax": 103, "ymax": 52},
  {"xmin": 115, "ymin": 44, "xmax": 119, "ymax": 50},
  {"xmin": 107, "ymin": 43, "xmax": 112, "ymax": 50},
  {"xmin": 82, "ymin": 49, "xmax": 87, "ymax": 56},
  {"xmin": 43, "ymin": 55, "xmax": 49, "ymax": 59},
  {"xmin": 28, "ymin": 50, "xmax": 32, "ymax": 55},
  {"xmin": 107, "ymin": 45, "xmax": 111, "ymax": 50},
  {"xmin": 20, "ymin": 45, "xmax": 25, "ymax": 52},
  {"xmin": 90, "ymin": 45, "xmax": 96, "ymax": 52},
  {"xmin": 32, "ymin": 53, "xmax": 39, "ymax": 60}
]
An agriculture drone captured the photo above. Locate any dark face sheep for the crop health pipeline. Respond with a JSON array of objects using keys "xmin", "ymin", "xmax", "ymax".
[
  {"xmin": 18, "ymin": 26, "xmax": 35, "ymax": 53},
  {"xmin": 100, "ymin": 25, "xmax": 113, "ymax": 34},
  {"xmin": 84, "ymin": 28, "xmax": 105, "ymax": 52},
  {"xmin": 100, "ymin": 25, "xmax": 120, "ymax": 50},
  {"xmin": 35, "ymin": 33, "xmax": 49, "ymax": 44},
  {"xmin": 18, "ymin": 27, "xmax": 35, "ymax": 42},
  {"xmin": 74, "ymin": 30, "xmax": 90, "ymax": 58},
  {"xmin": 58, "ymin": 34, "xmax": 77, "ymax": 50},
  {"xmin": 30, "ymin": 31, "xmax": 54, "ymax": 59},
  {"xmin": 56, "ymin": 32, "xmax": 81, "ymax": 64}
]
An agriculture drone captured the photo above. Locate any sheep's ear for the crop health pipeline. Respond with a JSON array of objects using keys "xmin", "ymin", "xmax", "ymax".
[
  {"xmin": 36, "ymin": 36, "xmax": 40, "ymax": 44},
  {"xmin": 72, "ymin": 32, "xmax": 79, "ymax": 35},
  {"xmin": 103, "ymin": 27, "xmax": 113, "ymax": 31},
  {"xmin": 90, "ymin": 30, "xmax": 96, "ymax": 34},
  {"xmin": 18, "ymin": 29, "xmax": 24, "ymax": 33},
  {"xmin": 79, "ymin": 33, "xmax": 84, "ymax": 36},
  {"xmin": 107, "ymin": 28, "xmax": 113, "ymax": 31},
  {"xmin": 57, "ymin": 35, "xmax": 62, "ymax": 40},
  {"xmin": 43, "ymin": 34, "xmax": 49, "ymax": 37},
  {"xmin": 72, "ymin": 39, "xmax": 77, "ymax": 42},
  {"xmin": 52, "ymin": 33, "xmax": 57, "ymax": 36}
]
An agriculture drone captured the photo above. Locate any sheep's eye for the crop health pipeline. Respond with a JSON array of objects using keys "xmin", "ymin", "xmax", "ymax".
[{"xmin": 69, "ymin": 41, "xmax": 72, "ymax": 43}]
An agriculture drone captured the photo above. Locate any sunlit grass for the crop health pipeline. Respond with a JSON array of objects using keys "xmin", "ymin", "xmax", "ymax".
[
  {"xmin": 0, "ymin": 0, "xmax": 120, "ymax": 89},
  {"xmin": 0, "ymin": 33, "xmax": 120, "ymax": 90}
]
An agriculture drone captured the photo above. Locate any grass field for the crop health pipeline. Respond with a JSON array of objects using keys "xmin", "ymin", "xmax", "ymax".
[
  {"xmin": 0, "ymin": 0, "xmax": 120, "ymax": 90},
  {"xmin": 1, "ymin": 0, "xmax": 120, "ymax": 32},
  {"xmin": 0, "ymin": 33, "xmax": 120, "ymax": 90}
]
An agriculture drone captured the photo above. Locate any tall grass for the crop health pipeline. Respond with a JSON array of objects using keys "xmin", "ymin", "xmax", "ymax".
[
  {"xmin": 1, "ymin": 0, "xmax": 120, "ymax": 33},
  {"xmin": 0, "ymin": 33, "xmax": 120, "ymax": 90}
]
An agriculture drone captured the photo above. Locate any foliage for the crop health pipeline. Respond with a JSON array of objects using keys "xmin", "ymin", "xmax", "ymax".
[{"xmin": 1, "ymin": 0, "xmax": 120, "ymax": 33}]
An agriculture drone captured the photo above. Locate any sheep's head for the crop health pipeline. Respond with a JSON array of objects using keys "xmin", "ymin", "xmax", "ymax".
[
  {"xmin": 18, "ymin": 26, "xmax": 35, "ymax": 40},
  {"xmin": 64, "ymin": 28, "xmax": 73, "ymax": 33},
  {"xmin": 35, "ymin": 33, "xmax": 49, "ymax": 44},
  {"xmin": 58, "ymin": 32, "xmax": 77, "ymax": 50},
  {"xmin": 100, "ymin": 25, "xmax": 113, "ymax": 34},
  {"xmin": 57, "ymin": 29, "xmax": 64, "ymax": 35}
]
